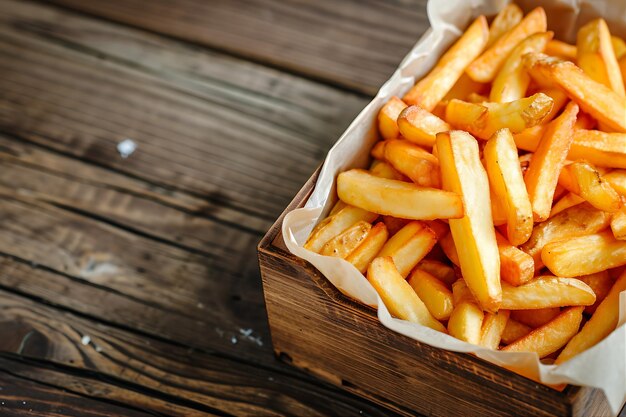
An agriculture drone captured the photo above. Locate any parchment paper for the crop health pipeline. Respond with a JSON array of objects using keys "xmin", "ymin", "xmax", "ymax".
[{"xmin": 283, "ymin": 1, "xmax": 626, "ymax": 414}]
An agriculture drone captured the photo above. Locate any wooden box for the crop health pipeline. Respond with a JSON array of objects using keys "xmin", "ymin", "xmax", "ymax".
[{"xmin": 258, "ymin": 169, "xmax": 621, "ymax": 417}]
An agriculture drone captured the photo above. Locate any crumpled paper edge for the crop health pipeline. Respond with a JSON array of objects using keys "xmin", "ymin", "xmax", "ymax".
[{"xmin": 282, "ymin": 0, "xmax": 626, "ymax": 414}]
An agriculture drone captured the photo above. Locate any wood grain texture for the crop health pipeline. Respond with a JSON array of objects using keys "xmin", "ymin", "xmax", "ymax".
[
  {"xmin": 0, "ymin": 0, "xmax": 367, "ymax": 221},
  {"xmin": 42, "ymin": 0, "xmax": 429, "ymax": 95},
  {"xmin": 0, "ymin": 289, "xmax": 399, "ymax": 417}
]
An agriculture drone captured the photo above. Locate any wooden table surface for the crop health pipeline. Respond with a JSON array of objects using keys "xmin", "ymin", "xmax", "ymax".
[{"xmin": 0, "ymin": 0, "xmax": 429, "ymax": 415}]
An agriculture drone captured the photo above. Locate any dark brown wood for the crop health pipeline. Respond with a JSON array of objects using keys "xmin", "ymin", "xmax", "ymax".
[
  {"xmin": 258, "ymin": 172, "xmax": 620, "ymax": 417},
  {"xmin": 42, "ymin": 0, "xmax": 429, "ymax": 95}
]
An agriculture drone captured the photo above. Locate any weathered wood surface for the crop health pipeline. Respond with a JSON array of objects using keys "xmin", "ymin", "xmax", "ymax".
[{"xmin": 0, "ymin": 0, "xmax": 427, "ymax": 414}]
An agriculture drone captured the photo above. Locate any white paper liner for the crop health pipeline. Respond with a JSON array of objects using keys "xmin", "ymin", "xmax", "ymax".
[{"xmin": 283, "ymin": 0, "xmax": 626, "ymax": 414}]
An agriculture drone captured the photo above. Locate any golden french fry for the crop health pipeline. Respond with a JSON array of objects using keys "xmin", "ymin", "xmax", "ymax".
[
  {"xmin": 383, "ymin": 140, "xmax": 440, "ymax": 187},
  {"xmin": 496, "ymin": 232, "xmax": 534, "ymax": 286},
  {"xmin": 549, "ymin": 193, "xmax": 585, "ymax": 217},
  {"xmin": 467, "ymin": 92, "xmax": 489, "ymax": 103},
  {"xmin": 439, "ymin": 231, "xmax": 460, "ymax": 266},
  {"xmin": 511, "ymin": 308, "xmax": 561, "ymax": 328},
  {"xmin": 368, "ymin": 257, "xmax": 446, "ymax": 331},
  {"xmin": 558, "ymin": 161, "xmax": 622, "ymax": 212},
  {"xmin": 443, "ymin": 73, "xmax": 489, "ymax": 102},
  {"xmin": 620, "ymin": 56, "xmax": 626, "ymax": 87},
  {"xmin": 502, "ymin": 307, "xmax": 584, "ymax": 358},
  {"xmin": 486, "ymin": 3, "xmax": 523, "ymax": 48},
  {"xmin": 382, "ymin": 216, "xmax": 410, "ymax": 236},
  {"xmin": 448, "ymin": 280, "xmax": 484, "ymax": 344},
  {"xmin": 328, "ymin": 200, "xmax": 347, "ymax": 217},
  {"xmin": 378, "ymin": 221, "xmax": 437, "ymax": 278},
  {"xmin": 305, "ymin": 205, "xmax": 378, "ymax": 253},
  {"xmin": 524, "ymin": 53, "xmax": 626, "ymax": 132},
  {"xmin": 524, "ymin": 102, "xmax": 578, "ymax": 221},
  {"xmin": 490, "ymin": 32, "xmax": 553, "ymax": 103},
  {"xmin": 568, "ymin": 130, "xmax": 626, "ymax": 170},
  {"xmin": 467, "ymin": 7, "xmax": 547, "ymax": 82},
  {"xmin": 538, "ymin": 88, "xmax": 569, "ymax": 123},
  {"xmin": 513, "ymin": 124, "xmax": 543, "ymax": 152},
  {"xmin": 577, "ymin": 19, "xmax": 625, "ymax": 97},
  {"xmin": 416, "ymin": 259, "xmax": 456, "ymax": 287},
  {"xmin": 501, "ymin": 276, "xmax": 595, "ymax": 310},
  {"xmin": 484, "ymin": 129, "xmax": 533, "ymax": 245},
  {"xmin": 542, "ymin": 231, "xmax": 626, "ymax": 276},
  {"xmin": 545, "ymin": 39, "xmax": 577, "ymax": 60},
  {"xmin": 320, "ymin": 221, "xmax": 372, "ymax": 258},
  {"xmin": 519, "ymin": 153, "xmax": 532, "ymax": 175},
  {"xmin": 556, "ymin": 271, "xmax": 626, "ymax": 364},
  {"xmin": 604, "ymin": 170, "xmax": 626, "ymax": 195},
  {"xmin": 479, "ymin": 310, "xmax": 510, "ymax": 349},
  {"xmin": 446, "ymin": 93, "xmax": 553, "ymax": 140},
  {"xmin": 501, "ymin": 318, "xmax": 532, "ymax": 344},
  {"xmin": 371, "ymin": 141, "xmax": 386, "ymax": 160},
  {"xmin": 378, "ymin": 97, "xmax": 407, "ymax": 140},
  {"xmin": 578, "ymin": 271, "xmax": 614, "ymax": 315},
  {"xmin": 490, "ymin": 188, "xmax": 507, "ymax": 227},
  {"xmin": 408, "ymin": 269, "xmax": 454, "ymax": 321},
  {"xmin": 424, "ymin": 220, "xmax": 449, "ymax": 240},
  {"xmin": 521, "ymin": 203, "xmax": 611, "ymax": 269},
  {"xmin": 345, "ymin": 222, "xmax": 389, "ymax": 273},
  {"xmin": 613, "ymin": 36, "xmax": 626, "ymax": 59},
  {"xmin": 337, "ymin": 169, "xmax": 464, "ymax": 220},
  {"xmin": 610, "ymin": 207, "xmax": 626, "ymax": 240},
  {"xmin": 437, "ymin": 130, "xmax": 501, "ymax": 311},
  {"xmin": 397, "ymin": 105, "xmax": 451, "ymax": 148},
  {"xmin": 404, "ymin": 16, "xmax": 489, "ymax": 111},
  {"xmin": 370, "ymin": 160, "xmax": 405, "ymax": 181}
]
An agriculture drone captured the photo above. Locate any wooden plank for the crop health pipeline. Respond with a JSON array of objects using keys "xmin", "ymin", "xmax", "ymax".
[
  {"xmin": 0, "ymin": 361, "xmax": 153, "ymax": 417},
  {"xmin": 0, "ymin": 0, "xmax": 367, "ymax": 220},
  {"xmin": 42, "ymin": 0, "xmax": 429, "ymax": 95},
  {"xmin": 0, "ymin": 289, "xmax": 400, "ymax": 417}
]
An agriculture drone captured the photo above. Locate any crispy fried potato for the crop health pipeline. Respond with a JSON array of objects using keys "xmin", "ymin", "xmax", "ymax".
[
  {"xmin": 556, "ymin": 271, "xmax": 626, "ymax": 363},
  {"xmin": 416, "ymin": 259, "xmax": 456, "ymax": 287},
  {"xmin": 397, "ymin": 105, "xmax": 451, "ymax": 147},
  {"xmin": 578, "ymin": 271, "xmax": 614, "ymax": 315},
  {"xmin": 337, "ymin": 169, "xmax": 464, "ymax": 220},
  {"xmin": 383, "ymin": 140, "xmax": 440, "ymax": 187},
  {"xmin": 486, "ymin": 3, "xmax": 523, "ymax": 48},
  {"xmin": 549, "ymin": 193, "xmax": 585, "ymax": 217},
  {"xmin": 604, "ymin": 170, "xmax": 626, "ymax": 195},
  {"xmin": 501, "ymin": 277, "xmax": 595, "ymax": 309},
  {"xmin": 577, "ymin": 19, "xmax": 625, "ymax": 96},
  {"xmin": 437, "ymin": 130, "xmax": 501, "ymax": 311},
  {"xmin": 545, "ymin": 39, "xmax": 577, "ymax": 60},
  {"xmin": 490, "ymin": 32, "xmax": 553, "ymax": 103},
  {"xmin": 613, "ymin": 36, "xmax": 626, "ymax": 59},
  {"xmin": 448, "ymin": 280, "xmax": 484, "ymax": 344},
  {"xmin": 378, "ymin": 97, "xmax": 407, "ymax": 140},
  {"xmin": 370, "ymin": 160, "xmax": 406, "ymax": 181},
  {"xmin": 371, "ymin": 141, "xmax": 386, "ymax": 160},
  {"xmin": 490, "ymin": 188, "xmax": 508, "ymax": 227},
  {"xmin": 521, "ymin": 203, "xmax": 611, "ymax": 269},
  {"xmin": 501, "ymin": 318, "xmax": 532, "ymax": 344},
  {"xmin": 378, "ymin": 221, "xmax": 437, "ymax": 278},
  {"xmin": 424, "ymin": 220, "xmax": 449, "ymax": 240},
  {"xmin": 513, "ymin": 124, "xmax": 543, "ymax": 152},
  {"xmin": 502, "ymin": 307, "xmax": 584, "ymax": 358},
  {"xmin": 382, "ymin": 216, "xmax": 410, "ymax": 236},
  {"xmin": 305, "ymin": 205, "xmax": 378, "ymax": 253},
  {"xmin": 524, "ymin": 102, "xmax": 578, "ymax": 221},
  {"xmin": 511, "ymin": 308, "xmax": 561, "ymax": 328},
  {"xmin": 404, "ymin": 16, "xmax": 489, "ymax": 111},
  {"xmin": 558, "ymin": 161, "xmax": 622, "ymax": 212},
  {"xmin": 368, "ymin": 257, "xmax": 446, "ymax": 331},
  {"xmin": 542, "ymin": 231, "xmax": 626, "ymax": 276},
  {"xmin": 524, "ymin": 53, "xmax": 626, "ymax": 132},
  {"xmin": 408, "ymin": 269, "xmax": 454, "ymax": 321},
  {"xmin": 496, "ymin": 232, "xmax": 534, "ymax": 286},
  {"xmin": 610, "ymin": 206, "xmax": 626, "ymax": 240},
  {"xmin": 320, "ymin": 221, "xmax": 372, "ymax": 258},
  {"xmin": 439, "ymin": 231, "xmax": 460, "ymax": 266},
  {"xmin": 568, "ymin": 130, "xmax": 626, "ymax": 170},
  {"xmin": 442, "ymin": 73, "xmax": 489, "ymax": 102},
  {"xmin": 467, "ymin": 7, "xmax": 547, "ymax": 82},
  {"xmin": 484, "ymin": 129, "xmax": 533, "ymax": 245},
  {"xmin": 328, "ymin": 200, "xmax": 347, "ymax": 217},
  {"xmin": 480, "ymin": 310, "xmax": 510, "ymax": 349},
  {"xmin": 538, "ymin": 87, "xmax": 569, "ymax": 123},
  {"xmin": 446, "ymin": 93, "xmax": 553, "ymax": 140},
  {"xmin": 345, "ymin": 222, "xmax": 389, "ymax": 273}
]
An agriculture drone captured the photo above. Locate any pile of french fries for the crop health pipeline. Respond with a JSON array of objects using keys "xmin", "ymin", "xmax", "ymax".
[{"xmin": 305, "ymin": 4, "xmax": 626, "ymax": 364}]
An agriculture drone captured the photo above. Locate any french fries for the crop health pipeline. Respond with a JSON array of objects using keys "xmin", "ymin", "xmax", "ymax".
[
  {"xmin": 524, "ymin": 102, "xmax": 578, "ymax": 221},
  {"xmin": 501, "ymin": 307, "xmax": 584, "ymax": 358},
  {"xmin": 337, "ymin": 169, "xmax": 463, "ymax": 220},
  {"xmin": 404, "ymin": 16, "xmax": 489, "ymax": 111},
  {"xmin": 484, "ymin": 129, "xmax": 533, "ymax": 245},
  {"xmin": 437, "ymin": 131, "xmax": 501, "ymax": 311},
  {"xmin": 306, "ymin": 6, "xmax": 626, "ymax": 366},
  {"xmin": 446, "ymin": 93, "xmax": 553, "ymax": 140},
  {"xmin": 501, "ymin": 276, "xmax": 595, "ymax": 310},
  {"xmin": 542, "ymin": 231, "xmax": 626, "ymax": 277},
  {"xmin": 556, "ymin": 272, "xmax": 626, "ymax": 364},
  {"xmin": 368, "ymin": 257, "xmax": 446, "ymax": 332}
]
